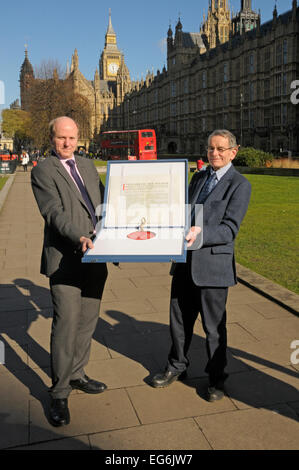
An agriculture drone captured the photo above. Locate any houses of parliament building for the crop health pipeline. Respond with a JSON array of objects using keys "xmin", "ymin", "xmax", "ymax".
[{"xmin": 20, "ymin": 0, "xmax": 299, "ymax": 154}]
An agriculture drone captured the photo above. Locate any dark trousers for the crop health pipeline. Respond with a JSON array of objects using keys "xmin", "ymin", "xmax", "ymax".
[
  {"xmin": 167, "ymin": 263, "xmax": 228, "ymax": 386},
  {"xmin": 49, "ymin": 261, "xmax": 107, "ymax": 399}
]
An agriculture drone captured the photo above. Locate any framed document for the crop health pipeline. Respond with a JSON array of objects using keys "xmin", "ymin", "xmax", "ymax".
[{"xmin": 82, "ymin": 159, "xmax": 188, "ymax": 263}]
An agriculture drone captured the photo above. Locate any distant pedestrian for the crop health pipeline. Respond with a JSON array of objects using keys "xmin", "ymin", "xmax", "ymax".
[{"xmin": 21, "ymin": 152, "xmax": 29, "ymax": 172}]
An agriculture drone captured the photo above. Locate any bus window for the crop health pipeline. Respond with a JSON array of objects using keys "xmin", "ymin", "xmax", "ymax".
[{"xmin": 141, "ymin": 132, "xmax": 153, "ymax": 138}]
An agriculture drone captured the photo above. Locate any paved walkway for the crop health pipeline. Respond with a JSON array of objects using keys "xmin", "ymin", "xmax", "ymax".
[{"xmin": 0, "ymin": 169, "xmax": 298, "ymax": 451}]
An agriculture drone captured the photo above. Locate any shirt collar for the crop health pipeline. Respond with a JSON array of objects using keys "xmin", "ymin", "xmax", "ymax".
[
  {"xmin": 52, "ymin": 150, "xmax": 75, "ymax": 162},
  {"xmin": 211, "ymin": 162, "xmax": 232, "ymax": 181}
]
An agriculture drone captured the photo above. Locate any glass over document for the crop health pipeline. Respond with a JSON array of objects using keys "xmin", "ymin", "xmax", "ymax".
[{"xmin": 83, "ymin": 160, "xmax": 188, "ymax": 263}]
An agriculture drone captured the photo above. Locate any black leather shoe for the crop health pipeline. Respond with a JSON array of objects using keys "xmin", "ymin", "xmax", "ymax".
[
  {"xmin": 49, "ymin": 398, "xmax": 70, "ymax": 427},
  {"xmin": 207, "ymin": 386, "xmax": 225, "ymax": 402},
  {"xmin": 151, "ymin": 370, "xmax": 187, "ymax": 388},
  {"xmin": 70, "ymin": 375, "xmax": 107, "ymax": 394}
]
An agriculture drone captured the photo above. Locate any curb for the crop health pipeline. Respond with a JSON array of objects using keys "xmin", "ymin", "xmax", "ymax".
[
  {"xmin": 0, "ymin": 173, "xmax": 16, "ymax": 213},
  {"xmin": 236, "ymin": 263, "xmax": 299, "ymax": 317}
]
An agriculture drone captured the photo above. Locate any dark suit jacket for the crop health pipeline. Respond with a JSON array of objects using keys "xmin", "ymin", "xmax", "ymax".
[
  {"xmin": 188, "ymin": 165, "xmax": 251, "ymax": 287},
  {"xmin": 31, "ymin": 154, "xmax": 105, "ymax": 277}
]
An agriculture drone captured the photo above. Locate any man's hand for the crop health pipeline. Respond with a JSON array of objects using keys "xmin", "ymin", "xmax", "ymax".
[
  {"xmin": 79, "ymin": 236, "xmax": 94, "ymax": 253},
  {"xmin": 185, "ymin": 226, "xmax": 202, "ymax": 247}
]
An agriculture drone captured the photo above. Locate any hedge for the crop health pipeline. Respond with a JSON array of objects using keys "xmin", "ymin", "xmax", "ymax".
[{"xmin": 235, "ymin": 147, "xmax": 274, "ymax": 167}]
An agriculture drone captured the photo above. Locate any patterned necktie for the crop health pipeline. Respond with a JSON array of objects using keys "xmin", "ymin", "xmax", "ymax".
[
  {"xmin": 66, "ymin": 159, "xmax": 97, "ymax": 228},
  {"xmin": 196, "ymin": 168, "xmax": 218, "ymax": 204}
]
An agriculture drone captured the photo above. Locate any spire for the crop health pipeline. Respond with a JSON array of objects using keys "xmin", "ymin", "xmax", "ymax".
[
  {"xmin": 292, "ymin": 0, "xmax": 297, "ymax": 19},
  {"xmin": 72, "ymin": 49, "xmax": 79, "ymax": 70},
  {"xmin": 175, "ymin": 16, "xmax": 183, "ymax": 47},
  {"xmin": 53, "ymin": 68, "xmax": 59, "ymax": 81},
  {"xmin": 176, "ymin": 16, "xmax": 182, "ymax": 30},
  {"xmin": 167, "ymin": 22, "xmax": 173, "ymax": 52},
  {"xmin": 107, "ymin": 8, "xmax": 115, "ymax": 34},
  {"xmin": 241, "ymin": 0, "xmax": 252, "ymax": 10},
  {"xmin": 94, "ymin": 68, "xmax": 100, "ymax": 88},
  {"xmin": 20, "ymin": 46, "xmax": 34, "ymax": 79},
  {"xmin": 273, "ymin": 2, "xmax": 278, "ymax": 27},
  {"xmin": 104, "ymin": 9, "xmax": 118, "ymax": 50}
]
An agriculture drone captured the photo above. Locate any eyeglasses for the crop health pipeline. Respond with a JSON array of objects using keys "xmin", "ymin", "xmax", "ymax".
[{"xmin": 206, "ymin": 146, "xmax": 235, "ymax": 154}]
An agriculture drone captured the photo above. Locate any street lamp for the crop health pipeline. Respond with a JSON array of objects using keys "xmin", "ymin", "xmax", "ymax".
[
  {"xmin": 127, "ymin": 98, "xmax": 130, "ymax": 157},
  {"xmin": 127, "ymin": 98, "xmax": 136, "ymax": 158}
]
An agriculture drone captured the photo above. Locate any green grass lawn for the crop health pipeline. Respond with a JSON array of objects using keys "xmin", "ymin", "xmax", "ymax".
[
  {"xmin": 93, "ymin": 160, "xmax": 108, "ymax": 167},
  {"xmin": 0, "ymin": 177, "xmax": 9, "ymax": 191},
  {"xmin": 235, "ymin": 175, "xmax": 299, "ymax": 294}
]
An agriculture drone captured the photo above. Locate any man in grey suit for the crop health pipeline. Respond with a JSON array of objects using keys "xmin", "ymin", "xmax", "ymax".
[
  {"xmin": 151, "ymin": 129, "xmax": 251, "ymax": 401},
  {"xmin": 31, "ymin": 116, "xmax": 108, "ymax": 426}
]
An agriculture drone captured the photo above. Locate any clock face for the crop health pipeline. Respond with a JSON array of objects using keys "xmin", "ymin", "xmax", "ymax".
[{"xmin": 108, "ymin": 62, "xmax": 119, "ymax": 74}]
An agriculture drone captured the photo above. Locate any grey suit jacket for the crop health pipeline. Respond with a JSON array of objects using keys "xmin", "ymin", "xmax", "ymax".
[
  {"xmin": 188, "ymin": 165, "xmax": 251, "ymax": 287},
  {"xmin": 31, "ymin": 154, "xmax": 105, "ymax": 277}
]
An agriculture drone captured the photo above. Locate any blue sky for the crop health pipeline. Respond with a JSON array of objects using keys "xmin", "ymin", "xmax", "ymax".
[{"xmin": 0, "ymin": 0, "xmax": 294, "ymax": 113}]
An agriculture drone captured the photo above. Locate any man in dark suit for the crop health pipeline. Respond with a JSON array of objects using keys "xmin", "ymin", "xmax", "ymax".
[
  {"xmin": 31, "ymin": 116, "xmax": 108, "ymax": 426},
  {"xmin": 151, "ymin": 129, "xmax": 251, "ymax": 401}
]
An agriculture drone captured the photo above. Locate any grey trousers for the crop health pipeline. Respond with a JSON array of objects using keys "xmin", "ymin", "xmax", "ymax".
[
  {"xmin": 49, "ymin": 262, "xmax": 107, "ymax": 399},
  {"xmin": 167, "ymin": 263, "xmax": 228, "ymax": 386}
]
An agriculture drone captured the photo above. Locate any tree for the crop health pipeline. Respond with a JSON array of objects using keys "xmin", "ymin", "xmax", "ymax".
[
  {"xmin": 27, "ymin": 61, "xmax": 91, "ymax": 150},
  {"xmin": 34, "ymin": 59, "xmax": 65, "ymax": 80},
  {"xmin": 1, "ymin": 108, "xmax": 32, "ymax": 137},
  {"xmin": 1, "ymin": 109, "xmax": 33, "ymax": 151}
]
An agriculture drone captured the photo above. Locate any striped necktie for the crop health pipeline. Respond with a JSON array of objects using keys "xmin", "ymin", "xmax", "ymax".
[
  {"xmin": 196, "ymin": 168, "xmax": 218, "ymax": 204},
  {"xmin": 66, "ymin": 159, "xmax": 97, "ymax": 228}
]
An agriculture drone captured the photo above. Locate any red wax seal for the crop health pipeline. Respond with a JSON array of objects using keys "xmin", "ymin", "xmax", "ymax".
[{"xmin": 127, "ymin": 231, "xmax": 156, "ymax": 240}]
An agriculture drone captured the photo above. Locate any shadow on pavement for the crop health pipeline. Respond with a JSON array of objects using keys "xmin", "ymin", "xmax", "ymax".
[{"xmin": 1, "ymin": 281, "xmax": 298, "ymax": 430}]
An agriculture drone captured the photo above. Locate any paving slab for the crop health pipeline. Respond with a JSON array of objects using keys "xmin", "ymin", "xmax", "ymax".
[
  {"xmin": 226, "ymin": 367, "xmax": 299, "ymax": 409},
  {"xmin": 16, "ymin": 434, "xmax": 91, "ymax": 450},
  {"xmin": 126, "ymin": 381, "xmax": 236, "ymax": 425},
  {"xmin": 89, "ymin": 418, "xmax": 212, "ymax": 450},
  {"xmin": 83, "ymin": 355, "xmax": 158, "ymax": 389},
  {"xmin": 195, "ymin": 407, "xmax": 299, "ymax": 450},
  {"xmin": 29, "ymin": 389, "xmax": 140, "ymax": 444}
]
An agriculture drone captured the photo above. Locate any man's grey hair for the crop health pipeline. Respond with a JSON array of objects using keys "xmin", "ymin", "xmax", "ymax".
[
  {"xmin": 49, "ymin": 116, "xmax": 79, "ymax": 139},
  {"xmin": 208, "ymin": 129, "xmax": 238, "ymax": 148}
]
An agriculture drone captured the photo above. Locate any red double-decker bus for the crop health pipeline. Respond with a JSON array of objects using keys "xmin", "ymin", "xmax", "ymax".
[{"xmin": 100, "ymin": 129, "xmax": 157, "ymax": 160}]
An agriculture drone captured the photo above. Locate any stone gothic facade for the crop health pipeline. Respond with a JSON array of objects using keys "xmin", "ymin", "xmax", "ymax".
[
  {"xmin": 108, "ymin": 0, "xmax": 299, "ymax": 155},
  {"xmin": 20, "ymin": 2, "xmax": 299, "ymax": 154}
]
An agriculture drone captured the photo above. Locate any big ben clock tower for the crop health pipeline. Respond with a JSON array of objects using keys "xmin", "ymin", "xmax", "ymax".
[{"xmin": 100, "ymin": 10, "xmax": 122, "ymax": 81}]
